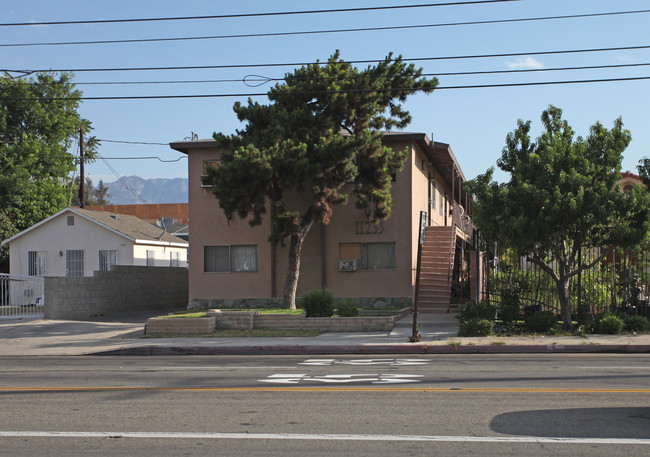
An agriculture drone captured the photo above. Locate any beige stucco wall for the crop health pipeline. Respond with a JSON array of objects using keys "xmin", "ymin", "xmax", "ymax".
[{"xmin": 186, "ymin": 146, "xmax": 273, "ymax": 300}]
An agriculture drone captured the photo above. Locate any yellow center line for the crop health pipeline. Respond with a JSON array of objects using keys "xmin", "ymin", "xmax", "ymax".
[{"xmin": 1, "ymin": 386, "xmax": 650, "ymax": 393}]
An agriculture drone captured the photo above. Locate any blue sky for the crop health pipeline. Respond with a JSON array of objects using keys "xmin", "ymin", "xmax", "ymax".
[{"xmin": 2, "ymin": 0, "xmax": 649, "ymax": 188}]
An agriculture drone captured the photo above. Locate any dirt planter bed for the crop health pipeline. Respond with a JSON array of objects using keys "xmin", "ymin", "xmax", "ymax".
[{"xmin": 145, "ymin": 308, "xmax": 410, "ymax": 335}]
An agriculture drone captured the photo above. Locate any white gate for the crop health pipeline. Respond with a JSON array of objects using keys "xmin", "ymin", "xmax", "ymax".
[{"xmin": 0, "ymin": 274, "xmax": 45, "ymax": 318}]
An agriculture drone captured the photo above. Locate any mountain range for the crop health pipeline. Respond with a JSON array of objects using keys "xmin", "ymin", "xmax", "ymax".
[{"xmin": 105, "ymin": 176, "xmax": 188, "ymax": 204}]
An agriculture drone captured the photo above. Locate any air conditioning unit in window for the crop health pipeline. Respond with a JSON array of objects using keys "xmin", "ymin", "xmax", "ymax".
[{"xmin": 338, "ymin": 259, "xmax": 358, "ymax": 272}]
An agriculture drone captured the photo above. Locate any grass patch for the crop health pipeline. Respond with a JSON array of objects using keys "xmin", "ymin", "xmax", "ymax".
[
  {"xmin": 156, "ymin": 308, "xmax": 305, "ymax": 318},
  {"xmin": 447, "ymin": 340, "xmax": 462, "ymax": 348},
  {"xmin": 156, "ymin": 311, "xmax": 208, "ymax": 319},
  {"xmin": 144, "ymin": 329, "xmax": 322, "ymax": 338},
  {"xmin": 491, "ymin": 340, "xmax": 507, "ymax": 346},
  {"xmin": 243, "ymin": 309, "xmax": 304, "ymax": 315}
]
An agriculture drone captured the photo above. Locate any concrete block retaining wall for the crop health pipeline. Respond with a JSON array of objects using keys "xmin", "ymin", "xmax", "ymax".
[
  {"xmin": 212, "ymin": 311, "xmax": 256, "ymax": 330},
  {"xmin": 146, "ymin": 317, "xmax": 216, "ymax": 335},
  {"xmin": 253, "ymin": 314, "xmax": 395, "ymax": 332},
  {"xmin": 45, "ymin": 266, "xmax": 188, "ymax": 320},
  {"xmin": 188, "ymin": 296, "xmax": 412, "ymax": 310},
  {"xmin": 144, "ymin": 308, "xmax": 410, "ymax": 335}
]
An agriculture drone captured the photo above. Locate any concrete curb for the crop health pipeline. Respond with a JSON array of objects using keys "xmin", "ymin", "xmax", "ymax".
[{"xmin": 95, "ymin": 343, "xmax": 650, "ymax": 356}]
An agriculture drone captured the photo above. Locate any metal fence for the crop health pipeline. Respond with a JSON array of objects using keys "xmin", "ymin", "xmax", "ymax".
[
  {"xmin": 480, "ymin": 245, "xmax": 650, "ymax": 318},
  {"xmin": 0, "ymin": 274, "xmax": 45, "ymax": 318}
]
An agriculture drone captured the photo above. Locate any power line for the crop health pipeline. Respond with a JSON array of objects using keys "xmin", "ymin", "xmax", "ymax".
[
  {"xmin": 77, "ymin": 78, "xmax": 247, "ymax": 86},
  {"xmin": 0, "ymin": 1, "xmax": 518, "ymax": 27},
  {"xmin": 100, "ymin": 156, "xmax": 186, "ymax": 162},
  {"xmin": 435, "ymin": 76, "xmax": 650, "ymax": 89},
  {"xmin": 68, "ymin": 62, "xmax": 650, "ymax": 87},
  {"xmin": 7, "ymin": 44, "xmax": 650, "ymax": 73},
  {"xmin": 97, "ymin": 152, "xmax": 157, "ymax": 206},
  {"xmin": 98, "ymin": 138, "xmax": 169, "ymax": 145},
  {"xmin": 3, "ymin": 9, "xmax": 647, "ymax": 48},
  {"xmin": 2, "ymin": 76, "xmax": 649, "ymax": 101}
]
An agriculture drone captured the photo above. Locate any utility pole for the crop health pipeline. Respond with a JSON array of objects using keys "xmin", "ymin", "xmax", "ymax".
[
  {"xmin": 410, "ymin": 211, "xmax": 427, "ymax": 342},
  {"xmin": 78, "ymin": 126, "xmax": 85, "ymax": 208}
]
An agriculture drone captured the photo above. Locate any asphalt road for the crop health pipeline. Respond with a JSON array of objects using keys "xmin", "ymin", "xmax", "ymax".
[{"xmin": 0, "ymin": 354, "xmax": 649, "ymax": 456}]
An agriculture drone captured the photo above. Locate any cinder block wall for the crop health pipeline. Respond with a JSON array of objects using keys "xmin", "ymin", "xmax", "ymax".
[{"xmin": 44, "ymin": 266, "xmax": 188, "ymax": 320}]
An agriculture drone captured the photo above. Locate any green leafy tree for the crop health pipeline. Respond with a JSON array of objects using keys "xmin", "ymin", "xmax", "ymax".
[
  {"xmin": 204, "ymin": 51, "xmax": 437, "ymax": 309},
  {"xmin": 0, "ymin": 72, "xmax": 96, "ymax": 265},
  {"xmin": 70, "ymin": 177, "xmax": 111, "ymax": 206},
  {"xmin": 637, "ymin": 158, "xmax": 650, "ymax": 187},
  {"xmin": 465, "ymin": 106, "xmax": 650, "ymax": 329}
]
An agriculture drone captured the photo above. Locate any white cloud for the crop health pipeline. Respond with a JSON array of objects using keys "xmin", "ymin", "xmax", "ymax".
[{"xmin": 505, "ymin": 57, "xmax": 544, "ymax": 70}]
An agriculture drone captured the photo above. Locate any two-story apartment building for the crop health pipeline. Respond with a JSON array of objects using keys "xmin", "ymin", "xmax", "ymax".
[{"xmin": 171, "ymin": 132, "xmax": 476, "ymax": 311}]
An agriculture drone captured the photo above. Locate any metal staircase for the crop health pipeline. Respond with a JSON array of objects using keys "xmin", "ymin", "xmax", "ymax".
[{"xmin": 417, "ymin": 226, "xmax": 456, "ymax": 312}]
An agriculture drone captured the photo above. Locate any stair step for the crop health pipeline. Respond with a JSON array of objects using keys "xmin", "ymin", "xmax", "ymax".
[{"xmin": 417, "ymin": 226, "xmax": 456, "ymax": 315}]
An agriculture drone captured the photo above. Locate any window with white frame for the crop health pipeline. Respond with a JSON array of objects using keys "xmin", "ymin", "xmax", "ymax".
[
  {"xmin": 170, "ymin": 251, "xmax": 180, "ymax": 267},
  {"xmin": 27, "ymin": 251, "xmax": 46, "ymax": 276},
  {"xmin": 146, "ymin": 250, "xmax": 156, "ymax": 266},
  {"xmin": 65, "ymin": 250, "xmax": 84, "ymax": 277},
  {"xmin": 99, "ymin": 249, "xmax": 117, "ymax": 272},
  {"xmin": 431, "ymin": 177, "xmax": 436, "ymax": 210},
  {"xmin": 204, "ymin": 245, "xmax": 257, "ymax": 272}
]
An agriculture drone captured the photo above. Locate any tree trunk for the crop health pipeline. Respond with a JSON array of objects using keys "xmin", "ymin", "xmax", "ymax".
[
  {"xmin": 282, "ymin": 219, "xmax": 314, "ymax": 310},
  {"xmin": 556, "ymin": 276, "xmax": 573, "ymax": 330}
]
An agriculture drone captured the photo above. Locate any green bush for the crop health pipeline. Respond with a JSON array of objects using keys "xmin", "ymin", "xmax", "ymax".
[
  {"xmin": 498, "ymin": 285, "xmax": 522, "ymax": 323},
  {"xmin": 524, "ymin": 311, "xmax": 558, "ymax": 333},
  {"xmin": 301, "ymin": 288, "xmax": 334, "ymax": 318},
  {"xmin": 624, "ymin": 315, "xmax": 650, "ymax": 333},
  {"xmin": 594, "ymin": 315, "xmax": 625, "ymax": 334},
  {"xmin": 458, "ymin": 318, "xmax": 494, "ymax": 337},
  {"xmin": 336, "ymin": 300, "xmax": 359, "ymax": 317},
  {"xmin": 457, "ymin": 301, "xmax": 496, "ymax": 321}
]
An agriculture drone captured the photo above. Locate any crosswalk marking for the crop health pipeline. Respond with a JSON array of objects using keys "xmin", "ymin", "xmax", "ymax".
[
  {"xmin": 259, "ymin": 374, "xmax": 424, "ymax": 384},
  {"xmin": 300, "ymin": 358, "xmax": 433, "ymax": 366}
]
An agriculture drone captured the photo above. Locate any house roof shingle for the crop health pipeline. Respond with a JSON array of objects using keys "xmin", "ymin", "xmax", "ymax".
[
  {"xmin": 2, "ymin": 207, "xmax": 188, "ymax": 247},
  {"xmin": 73, "ymin": 208, "xmax": 188, "ymax": 244}
]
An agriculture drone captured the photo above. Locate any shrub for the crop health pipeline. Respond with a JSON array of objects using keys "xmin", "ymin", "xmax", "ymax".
[
  {"xmin": 458, "ymin": 318, "xmax": 494, "ymax": 337},
  {"xmin": 594, "ymin": 315, "xmax": 625, "ymax": 335},
  {"xmin": 524, "ymin": 311, "xmax": 558, "ymax": 333},
  {"xmin": 457, "ymin": 301, "xmax": 496, "ymax": 321},
  {"xmin": 623, "ymin": 315, "xmax": 650, "ymax": 333},
  {"xmin": 301, "ymin": 288, "xmax": 334, "ymax": 318},
  {"xmin": 498, "ymin": 285, "xmax": 522, "ymax": 323},
  {"xmin": 336, "ymin": 300, "xmax": 359, "ymax": 317}
]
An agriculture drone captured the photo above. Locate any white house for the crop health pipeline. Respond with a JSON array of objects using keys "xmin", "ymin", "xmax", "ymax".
[{"xmin": 1, "ymin": 207, "xmax": 188, "ymax": 277}]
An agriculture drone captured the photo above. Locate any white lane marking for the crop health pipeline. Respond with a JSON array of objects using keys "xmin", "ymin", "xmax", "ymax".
[
  {"xmin": 300, "ymin": 358, "xmax": 432, "ymax": 366},
  {"xmin": 259, "ymin": 374, "xmax": 424, "ymax": 384},
  {"xmin": 0, "ymin": 431, "xmax": 648, "ymax": 445}
]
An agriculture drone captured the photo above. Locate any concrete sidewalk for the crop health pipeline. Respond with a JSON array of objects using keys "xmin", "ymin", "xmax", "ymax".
[{"xmin": 1, "ymin": 311, "xmax": 650, "ymax": 356}]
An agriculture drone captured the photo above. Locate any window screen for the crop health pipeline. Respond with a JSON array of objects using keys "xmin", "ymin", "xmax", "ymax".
[
  {"xmin": 66, "ymin": 250, "xmax": 84, "ymax": 277},
  {"xmin": 28, "ymin": 251, "xmax": 46, "ymax": 276},
  {"xmin": 361, "ymin": 243, "xmax": 396, "ymax": 270},
  {"xmin": 204, "ymin": 245, "xmax": 257, "ymax": 272},
  {"xmin": 99, "ymin": 250, "xmax": 117, "ymax": 271},
  {"xmin": 204, "ymin": 246, "xmax": 229, "ymax": 272},
  {"xmin": 146, "ymin": 250, "xmax": 156, "ymax": 266},
  {"xmin": 231, "ymin": 245, "xmax": 257, "ymax": 272}
]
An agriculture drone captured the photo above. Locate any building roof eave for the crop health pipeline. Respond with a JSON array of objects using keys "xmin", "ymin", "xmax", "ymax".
[{"xmin": 169, "ymin": 139, "xmax": 218, "ymax": 154}]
